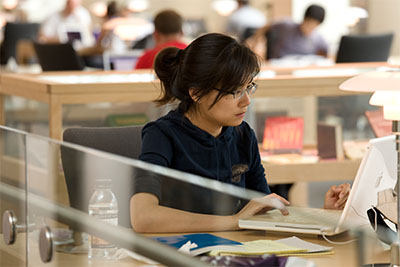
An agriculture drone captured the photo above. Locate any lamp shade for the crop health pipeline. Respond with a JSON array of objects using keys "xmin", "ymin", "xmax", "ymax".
[
  {"xmin": 369, "ymin": 91, "xmax": 400, "ymax": 106},
  {"xmin": 339, "ymin": 68, "xmax": 400, "ymax": 120},
  {"xmin": 339, "ymin": 69, "xmax": 400, "ymax": 92}
]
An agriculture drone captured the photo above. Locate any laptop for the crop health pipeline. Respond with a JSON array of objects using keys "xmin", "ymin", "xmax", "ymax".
[{"xmin": 239, "ymin": 135, "xmax": 397, "ymax": 236}]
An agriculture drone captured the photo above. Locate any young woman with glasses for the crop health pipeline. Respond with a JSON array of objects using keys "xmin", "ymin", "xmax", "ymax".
[{"xmin": 130, "ymin": 33, "xmax": 349, "ymax": 233}]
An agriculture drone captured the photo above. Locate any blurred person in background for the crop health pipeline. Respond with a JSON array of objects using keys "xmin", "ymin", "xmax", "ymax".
[
  {"xmin": 135, "ymin": 9, "xmax": 187, "ymax": 69},
  {"xmin": 225, "ymin": 0, "xmax": 266, "ymax": 42},
  {"xmin": 79, "ymin": 1, "xmax": 129, "ymax": 68},
  {"xmin": 39, "ymin": 0, "xmax": 94, "ymax": 49},
  {"xmin": 247, "ymin": 4, "xmax": 328, "ymax": 61},
  {"xmin": 0, "ymin": 0, "xmax": 27, "ymax": 40}
]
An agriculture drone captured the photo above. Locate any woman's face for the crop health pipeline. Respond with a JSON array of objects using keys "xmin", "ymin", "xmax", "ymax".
[{"xmin": 192, "ymin": 82, "xmax": 253, "ymax": 135}]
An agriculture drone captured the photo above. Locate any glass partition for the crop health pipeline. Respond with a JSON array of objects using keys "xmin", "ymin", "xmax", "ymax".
[
  {"xmin": 0, "ymin": 125, "xmax": 393, "ymax": 266},
  {"xmin": 0, "ymin": 127, "xmax": 27, "ymax": 266}
]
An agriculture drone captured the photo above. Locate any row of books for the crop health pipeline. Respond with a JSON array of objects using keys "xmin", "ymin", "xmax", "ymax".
[{"xmin": 261, "ymin": 109, "xmax": 391, "ymax": 161}]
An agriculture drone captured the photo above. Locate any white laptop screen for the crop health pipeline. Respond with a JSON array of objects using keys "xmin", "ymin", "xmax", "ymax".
[{"xmin": 338, "ymin": 135, "xmax": 397, "ymax": 231}]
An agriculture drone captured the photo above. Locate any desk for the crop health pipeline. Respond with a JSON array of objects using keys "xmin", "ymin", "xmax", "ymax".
[
  {"xmin": 1, "ymin": 230, "xmax": 389, "ymax": 266},
  {"xmin": 0, "ymin": 62, "xmax": 392, "ymax": 140},
  {"xmin": 263, "ymin": 158, "xmax": 361, "ymax": 184}
]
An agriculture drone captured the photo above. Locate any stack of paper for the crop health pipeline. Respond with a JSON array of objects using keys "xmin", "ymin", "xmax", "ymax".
[{"xmin": 210, "ymin": 236, "xmax": 333, "ymax": 257}]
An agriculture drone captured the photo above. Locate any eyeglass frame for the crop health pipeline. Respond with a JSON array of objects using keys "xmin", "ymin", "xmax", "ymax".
[{"xmin": 213, "ymin": 82, "xmax": 258, "ymax": 100}]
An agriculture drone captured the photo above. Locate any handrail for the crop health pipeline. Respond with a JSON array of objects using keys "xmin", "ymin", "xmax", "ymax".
[{"xmin": 0, "ymin": 182, "xmax": 210, "ymax": 266}]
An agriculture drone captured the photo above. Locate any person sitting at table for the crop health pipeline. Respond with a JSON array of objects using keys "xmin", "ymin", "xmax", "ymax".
[
  {"xmin": 134, "ymin": 9, "xmax": 187, "ymax": 69},
  {"xmin": 225, "ymin": 0, "xmax": 267, "ymax": 42},
  {"xmin": 78, "ymin": 1, "xmax": 129, "ymax": 68},
  {"xmin": 246, "ymin": 4, "xmax": 328, "ymax": 60},
  {"xmin": 130, "ymin": 32, "xmax": 350, "ymax": 233},
  {"xmin": 39, "ymin": 0, "xmax": 94, "ymax": 49}
]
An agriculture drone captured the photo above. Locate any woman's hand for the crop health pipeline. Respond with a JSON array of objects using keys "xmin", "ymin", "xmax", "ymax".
[
  {"xmin": 324, "ymin": 183, "xmax": 351, "ymax": 210},
  {"xmin": 233, "ymin": 193, "xmax": 290, "ymax": 229}
]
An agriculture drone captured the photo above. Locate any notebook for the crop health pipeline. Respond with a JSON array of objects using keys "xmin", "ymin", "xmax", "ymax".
[
  {"xmin": 239, "ymin": 135, "xmax": 397, "ymax": 236},
  {"xmin": 152, "ymin": 233, "xmax": 242, "ymax": 256}
]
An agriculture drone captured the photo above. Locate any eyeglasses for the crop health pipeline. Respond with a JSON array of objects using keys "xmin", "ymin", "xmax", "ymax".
[{"xmin": 214, "ymin": 82, "xmax": 258, "ymax": 100}]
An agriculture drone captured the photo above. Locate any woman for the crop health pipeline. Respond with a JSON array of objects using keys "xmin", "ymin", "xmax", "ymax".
[{"xmin": 130, "ymin": 33, "xmax": 349, "ymax": 233}]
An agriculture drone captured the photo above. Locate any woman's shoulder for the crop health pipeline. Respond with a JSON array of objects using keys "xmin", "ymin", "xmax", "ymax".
[
  {"xmin": 142, "ymin": 111, "xmax": 183, "ymax": 136},
  {"xmin": 234, "ymin": 121, "xmax": 256, "ymax": 140}
]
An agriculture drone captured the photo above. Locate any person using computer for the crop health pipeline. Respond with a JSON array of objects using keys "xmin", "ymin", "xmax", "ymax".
[
  {"xmin": 39, "ymin": 0, "xmax": 94, "ymax": 49},
  {"xmin": 247, "ymin": 4, "xmax": 328, "ymax": 60},
  {"xmin": 134, "ymin": 9, "xmax": 187, "ymax": 69},
  {"xmin": 130, "ymin": 33, "xmax": 350, "ymax": 233},
  {"xmin": 225, "ymin": 0, "xmax": 267, "ymax": 41}
]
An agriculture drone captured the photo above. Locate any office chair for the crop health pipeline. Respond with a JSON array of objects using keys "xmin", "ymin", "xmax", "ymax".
[
  {"xmin": 33, "ymin": 42, "xmax": 85, "ymax": 71},
  {"xmin": 264, "ymin": 27, "xmax": 280, "ymax": 60},
  {"xmin": 61, "ymin": 125, "xmax": 242, "ymax": 227},
  {"xmin": 241, "ymin": 27, "xmax": 259, "ymax": 43},
  {"xmin": 336, "ymin": 33, "xmax": 394, "ymax": 63},
  {"xmin": 0, "ymin": 22, "xmax": 40, "ymax": 65},
  {"xmin": 61, "ymin": 125, "xmax": 143, "ymax": 228}
]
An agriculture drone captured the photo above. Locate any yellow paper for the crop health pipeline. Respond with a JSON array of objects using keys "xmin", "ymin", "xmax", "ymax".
[{"xmin": 210, "ymin": 240, "xmax": 307, "ymax": 256}]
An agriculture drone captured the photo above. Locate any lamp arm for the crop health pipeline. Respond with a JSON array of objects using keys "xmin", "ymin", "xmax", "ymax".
[{"xmin": 392, "ymin": 121, "xmax": 400, "ymax": 264}]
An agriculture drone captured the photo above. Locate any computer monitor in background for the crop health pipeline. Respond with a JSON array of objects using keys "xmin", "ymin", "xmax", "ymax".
[
  {"xmin": 66, "ymin": 31, "xmax": 82, "ymax": 43},
  {"xmin": 336, "ymin": 33, "xmax": 394, "ymax": 63}
]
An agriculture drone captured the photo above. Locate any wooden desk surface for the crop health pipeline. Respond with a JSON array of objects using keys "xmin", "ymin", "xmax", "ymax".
[
  {"xmin": 0, "ymin": 62, "xmax": 390, "ymax": 101},
  {"xmin": 1, "ymin": 230, "xmax": 389, "ymax": 266},
  {"xmin": 0, "ymin": 62, "xmax": 393, "ymax": 140},
  {"xmin": 263, "ymin": 158, "xmax": 362, "ymax": 184}
]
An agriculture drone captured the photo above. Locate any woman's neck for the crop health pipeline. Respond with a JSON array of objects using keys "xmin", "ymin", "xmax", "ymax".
[{"xmin": 184, "ymin": 110, "xmax": 222, "ymax": 138}]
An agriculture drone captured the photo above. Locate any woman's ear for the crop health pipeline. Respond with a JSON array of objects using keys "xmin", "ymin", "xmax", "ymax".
[{"xmin": 188, "ymin": 88, "xmax": 200, "ymax": 102}]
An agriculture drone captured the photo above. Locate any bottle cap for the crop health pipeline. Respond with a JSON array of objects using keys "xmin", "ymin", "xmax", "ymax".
[{"xmin": 94, "ymin": 179, "xmax": 112, "ymax": 189}]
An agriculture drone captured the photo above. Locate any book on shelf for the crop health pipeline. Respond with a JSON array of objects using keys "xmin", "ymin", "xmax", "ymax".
[
  {"xmin": 262, "ymin": 117, "xmax": 304, "ymax": 154},
  {"xmin": 151, "ymin": 233, "xmax": 242, "ymax": 256},
  {"xmin": 317, "ymin": 122, "xmax": 344, "ymax": 160}
]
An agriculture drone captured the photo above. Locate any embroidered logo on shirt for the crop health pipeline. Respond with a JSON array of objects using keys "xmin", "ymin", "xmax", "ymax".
[{"xmin": 231, "ymin": 164, "xmax": 249, "ymax": 183}]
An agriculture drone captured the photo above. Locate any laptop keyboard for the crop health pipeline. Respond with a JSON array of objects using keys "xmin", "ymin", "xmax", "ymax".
[{"xmin": 268, "ymin": 207, "xmax": 342, "ymax": 226}]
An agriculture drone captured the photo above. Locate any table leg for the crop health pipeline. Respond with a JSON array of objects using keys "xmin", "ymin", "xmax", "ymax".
[
  {"xmin": 0, "ymin": 94, "xmax": 5, "ymax": 126},
  {"xmin": 49, "ymin": 96, "xmax": 62, "ymax": 140},
  {"xmin": 303, "ymin": 96, "xmax": 317, "ymax": 145}
]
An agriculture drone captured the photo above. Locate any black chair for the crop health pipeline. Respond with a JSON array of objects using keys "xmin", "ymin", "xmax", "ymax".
[
  {"xmin": 0, "ymin": 22, "xmax": 40, "ymax": 65},
  {"xmin": 33, "ymin": 42, "xmax": 85, "ymax": 71},
  {"xmin": 241, "ymin": 27, "xmax": 258, "ymax": 43},
  {"xmin": 336, "ymin": 33, "xmax": 394, "ymax": 63},
  {"xmin": 61, "ymin": 125, "xmax": 143, "ymax": 228},
  {"xmin": 264, "ymin": 27, "xmax": 280, "ymax": 60}
]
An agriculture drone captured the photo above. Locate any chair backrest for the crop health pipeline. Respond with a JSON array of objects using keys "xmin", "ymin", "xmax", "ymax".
[
  {"xmin": 61, "ymin": 125, "xmax": 143, "ymax": 228},
  {"xmin": 33, "ymin": 42, "xmax": 85, "ymax": 71},
  {"xmin": 265, "ymin": 27, "xmax": 280, "ymax": 60},
  {"xmin": 0, "ymin": 22, "xmax": 40, "ymax": 65},
  {"xmin": 241, "ymin": 27, "xmax": 258, "ymax": 43},
  {"xmin": 336, "ymin": 33, "xmax": 394, "ymax": 63}
]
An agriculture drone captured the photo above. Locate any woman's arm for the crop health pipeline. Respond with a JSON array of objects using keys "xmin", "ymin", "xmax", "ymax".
[{"xmin": 130, "ymin": 192, "xmax": 289, "ymax": 233}]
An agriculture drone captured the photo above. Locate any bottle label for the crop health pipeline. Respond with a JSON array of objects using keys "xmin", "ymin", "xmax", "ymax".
[
  {"xmin": 91, "ymin": 236, "xmax": 115, "ymax": 249},
  {"xmin": 90, "ymin": 217, "xmax": 118, "ymax": 249}
]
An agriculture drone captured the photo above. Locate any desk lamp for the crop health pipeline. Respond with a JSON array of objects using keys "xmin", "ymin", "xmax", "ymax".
[{"xmin": 339, "ymin": 69, "xmax": 400, "ymax": 264}]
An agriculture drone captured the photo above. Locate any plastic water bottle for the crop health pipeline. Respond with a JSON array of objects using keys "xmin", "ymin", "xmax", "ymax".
[{"xmin": 88, "ymin": 179, "xmax": 118, "ymax": 260}]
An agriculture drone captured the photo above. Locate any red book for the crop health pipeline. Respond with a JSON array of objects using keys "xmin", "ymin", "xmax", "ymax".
[{"xmin": 262, "ymin": 117, "xmax": 304, "ymax": 154}]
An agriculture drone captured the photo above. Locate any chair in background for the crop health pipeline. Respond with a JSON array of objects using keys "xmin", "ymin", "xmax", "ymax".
[
  {"xmin": 33, "ymin": 42, "xmax": 85, "ymax": 71},
  {"xmin": 264, "ymin": 27, "xmax": 280, "ymax": 60},
  {"xmin": 0, "ymin": 22, "xmax": 40, "ymax": 65},
  {"xmin": 61, "ymin": 125, "xmax": 143, "ymax": 228},
  {"xmin": 241, "ymin": 27, "xmax": 259, "ymax": 43},
  {"xmin": 102, "ymin": 49, "xmax": 143, "ymax": 70},
  {"xmin": 336, "ymin": 33, "xmax": 394, "ymax": 63}
]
